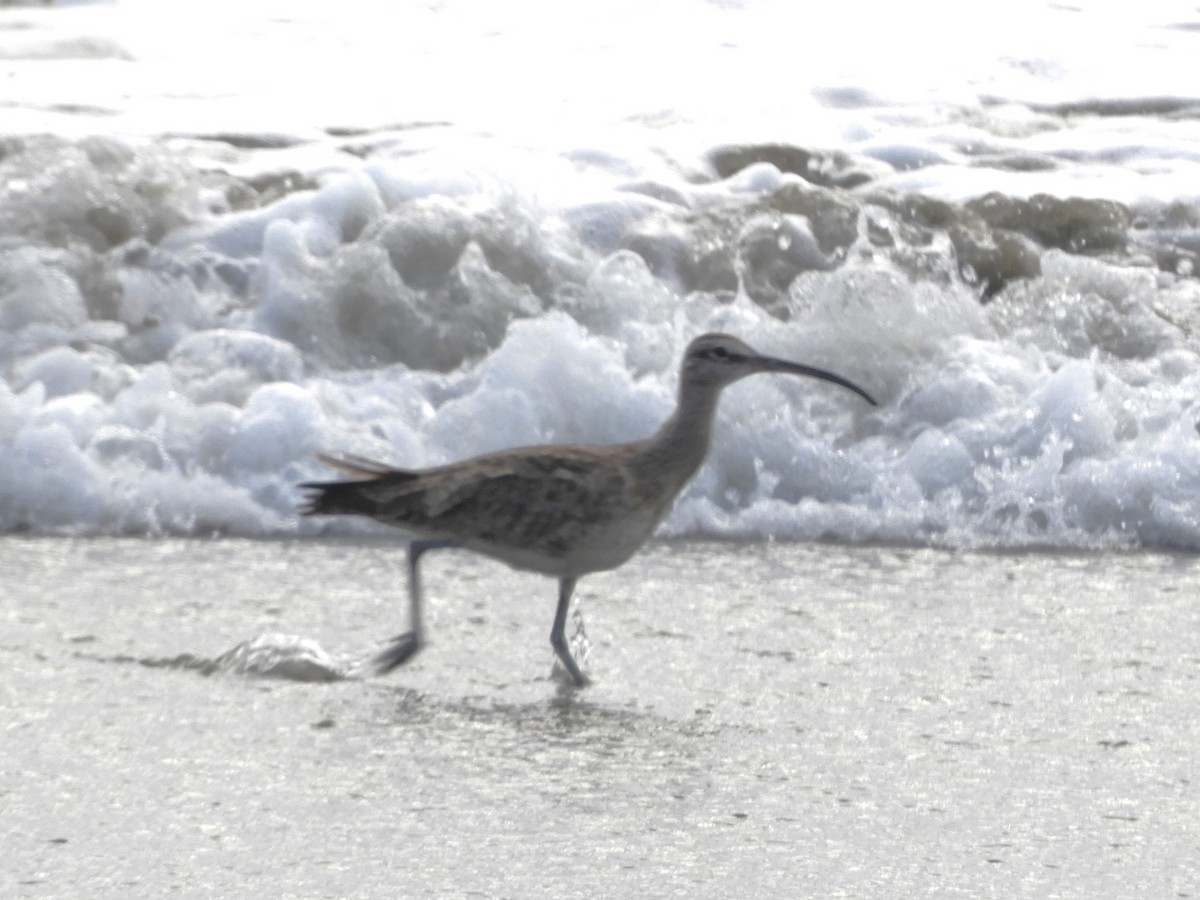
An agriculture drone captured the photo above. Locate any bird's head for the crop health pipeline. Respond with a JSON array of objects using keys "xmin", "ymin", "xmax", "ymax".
[{"xmin": 680, "ymin": 333, "xmax": 876, "ymax": 406}]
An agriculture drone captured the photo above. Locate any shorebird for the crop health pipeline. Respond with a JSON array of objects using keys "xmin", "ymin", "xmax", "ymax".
[{"xmin": 300, "ymin": 333, "xmax": 875, "ymax": 686}]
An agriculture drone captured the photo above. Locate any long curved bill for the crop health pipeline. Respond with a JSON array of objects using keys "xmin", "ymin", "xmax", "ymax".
[{"xmin": 754, "ymin": 355, "xmax": 878, "ymax": 406}]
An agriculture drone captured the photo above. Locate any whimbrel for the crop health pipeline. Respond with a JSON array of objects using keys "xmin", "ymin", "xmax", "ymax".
[{"xmin": 300, "ymin": 333, "xmax": 876, "ymax": 686}]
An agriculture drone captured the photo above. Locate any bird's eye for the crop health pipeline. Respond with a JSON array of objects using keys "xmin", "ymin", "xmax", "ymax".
[{"xmin": 710, "ymin": 346, "xmax": 729, "ymax": 359}]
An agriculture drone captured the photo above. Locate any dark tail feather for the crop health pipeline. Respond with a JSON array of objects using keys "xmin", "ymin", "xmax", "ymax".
[
  {"xmin": 298, "ymin": 479, "xmax": 380, "ymax": 517},
  {"xmin": 299, "ymin": 458, "xmax": 423, "ymax": 518}
]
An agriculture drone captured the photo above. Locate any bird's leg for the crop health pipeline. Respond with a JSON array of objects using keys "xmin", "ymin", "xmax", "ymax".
[
  {"xmin": 371, "ymin": 539, "xmax": 458, "ymax": 675},
  {"xmin": 549, "ymin": 576, "xmax": 588, "ymax": 687}
]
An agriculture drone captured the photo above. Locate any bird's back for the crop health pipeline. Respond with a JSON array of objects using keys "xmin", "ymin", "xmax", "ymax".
[{"xmin": 301, "ymin": 441, "xmax": 675, "ymax": 578}]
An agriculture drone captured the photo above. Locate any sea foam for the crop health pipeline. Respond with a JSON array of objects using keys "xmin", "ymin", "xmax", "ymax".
[{"xmin": 2, "ymin": 128, "xmax": 1200, "ymax": 550}]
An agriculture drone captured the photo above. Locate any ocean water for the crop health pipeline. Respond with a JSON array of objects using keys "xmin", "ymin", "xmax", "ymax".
[
  {"xmin": 2, "ymin": 1, "xmax": 1200, "ymax": 895},
  {"xmin": 0, "ymin": 0, "xmax": 1198, "ymax": 548}
]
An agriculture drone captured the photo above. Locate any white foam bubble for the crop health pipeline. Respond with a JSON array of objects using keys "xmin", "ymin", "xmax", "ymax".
[
  {"xmin": 209, "ymin": 632, "xmax": 349, "ymax": 681},
  {"xmin": 0, "ymin": 249, "xmax": 88, "ymax": 332},
  {"xmin": 168, "ymin": 330, "xmax": 303, "ymax": 405}
]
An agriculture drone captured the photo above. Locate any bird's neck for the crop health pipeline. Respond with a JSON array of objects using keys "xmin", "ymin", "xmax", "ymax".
[{"xmin": 636, "ymin": 379, "xmax": 724, "ymax": 494}]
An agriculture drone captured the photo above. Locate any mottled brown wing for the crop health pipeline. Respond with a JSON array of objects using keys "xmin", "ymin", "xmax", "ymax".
[{"xmin": 378, "ymin": 451, "xmax": 637, "ymax": 553}]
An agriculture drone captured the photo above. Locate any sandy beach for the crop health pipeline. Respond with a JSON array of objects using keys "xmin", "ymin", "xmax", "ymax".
[{"xmin": 3, "ymin": 536, "xmax": 1197, "ymax": 897}]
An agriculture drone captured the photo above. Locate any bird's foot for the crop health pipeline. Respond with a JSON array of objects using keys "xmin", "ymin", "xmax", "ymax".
[
  {"xmin": 550, "ymin": 654, "xmax": 590, "ymax": 688},
  {"xmin": 370, "ymin": 631, "xmax": 422, "ymax": 675},
  {"xmin": 547, "ymin": 604, "xmax": 592, "ymax": 687}
]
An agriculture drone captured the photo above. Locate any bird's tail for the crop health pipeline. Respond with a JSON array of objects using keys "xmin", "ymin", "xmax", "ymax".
[
  {"xmin": 298, "ymin": 479, "xmax": 378, "ymax": 517},
  {"xmin": 312, "ymin": 452, "xmax": 396, "ymax": 478},
  {"xmin": 299, "ymin": 453, "xmax": 418, "ymax": 518}
]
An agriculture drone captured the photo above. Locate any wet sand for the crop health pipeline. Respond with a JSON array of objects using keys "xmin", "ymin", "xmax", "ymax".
[{"xmin": 3, "ymin": 537, "xmax": 1198, "ymax": 897}]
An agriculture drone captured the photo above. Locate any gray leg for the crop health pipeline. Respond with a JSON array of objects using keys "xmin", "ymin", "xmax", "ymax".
[
  {"xmin": 372, "ymin": 539, "xmax": 458, "ymax": 675},
  {"xmin": 549, "ymin": 576, "xmax": 588, "ymax": 687}
]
